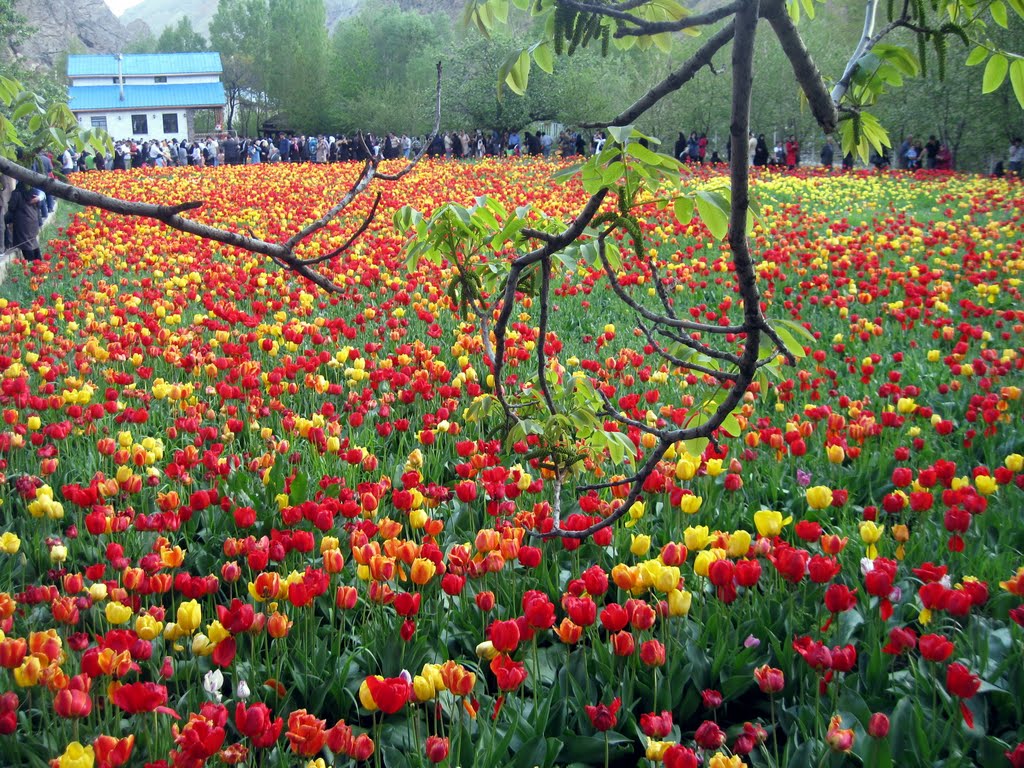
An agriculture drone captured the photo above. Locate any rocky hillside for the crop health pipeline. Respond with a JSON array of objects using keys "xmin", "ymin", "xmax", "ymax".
[
  {"xmin": 4, "ymin": 0, "xmax": 147, "ymax": 68},
  {"xmin": 121, "ymin": 0, "xmax": 369, "ymax": 35}
]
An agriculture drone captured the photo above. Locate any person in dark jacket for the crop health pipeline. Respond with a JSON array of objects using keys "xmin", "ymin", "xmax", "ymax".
[
  {"xmin": 223, "ymin": 136, "xmax": 241, "ymax": 165},
  {"xmin": 5, "ymin": 181, "xmax": 45, "ymax": 261},
  {"xmin": 820, "ymin": 139, "xmax": 834, "ymax": 168},
  {"xmin": 753, "ymin": 134, "xmax": 770, "ymax": 166}
]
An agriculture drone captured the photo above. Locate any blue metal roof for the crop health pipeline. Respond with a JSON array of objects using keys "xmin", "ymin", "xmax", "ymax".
[
  {"xmin": 67, "ymin": 53, "xmax": 223, "ymax": 77},
  {"xmin": 69, "ymin": 83, "xmax": 226, "ymax": 111}
]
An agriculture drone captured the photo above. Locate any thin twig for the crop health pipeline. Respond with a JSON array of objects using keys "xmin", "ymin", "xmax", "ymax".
[
  {"xmin": 296, "ymin": 192, "xmax": 382, "ymax": 266},
  {"xmin": 611, "ymin": 1, "xmax": 741, "ymax": 36},
  {"xmin": 582, "ymin": 19, "xmax": 737, "ymax": 128},
  {"xmin": 492, "ymin": 191, "xmax": 608, "ymax": 421},
  {"xmin": 638, "ymin": 322, "xmax": 739, "ymax": 381},
  {"xmin": 537, "ymin": 255, "xmax": 557, "ymax": 414}
]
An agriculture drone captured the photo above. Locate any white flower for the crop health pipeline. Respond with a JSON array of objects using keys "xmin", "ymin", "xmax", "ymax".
[
  {"xmin": 203, "ymin": 669, "xmax": 224, "ymax": 702},
  {"xmin": 236, "ymin": 679, "xmax": 251, "ymax": 700}
]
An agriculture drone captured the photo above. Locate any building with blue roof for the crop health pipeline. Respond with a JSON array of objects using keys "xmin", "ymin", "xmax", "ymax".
[{"xmin": 67, "ymin": 53, "xmax": 226, "ymax": 142}]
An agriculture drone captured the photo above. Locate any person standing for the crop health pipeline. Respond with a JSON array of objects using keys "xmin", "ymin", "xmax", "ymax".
[
  {"xmin": 5, "ymin": 181, "xmax": 45, "ymax": 261},
  {"xmin": 820, "ymin": 139, "xmax": 834, "ymax": 168},
  {"xmin": 1008, "ymin": 137, "xmax": 1024, "ymax": 177},
  {"xmin": 897, "ymin": 135, "xmax": 913, "ymax": 169},
  {"xmin": 754, "ymin": 134, "xmax": 770, "ymax": 166},
  {"xmin": 924, "ymin": 135, "xmax": 940, "ymax": 169},
  {"xmin": 687, "ymin": 131, "xmax": 700, "ymax": 163},
  {"xmin": 784, "ymin": 135, "xmax": 799, "ymax": 169},
  {"xmin": 223, "ymin": 135, "xmax": 241, "ymax": 165}
]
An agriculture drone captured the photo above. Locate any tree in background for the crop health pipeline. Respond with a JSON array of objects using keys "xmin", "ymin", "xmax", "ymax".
[
  {"xmin": 267, "ymin": 0, "xmax": 330, "ymax": 132},
  {"xmin": 155, "ymin": 16, "xmax": 208, "ymax": 53},
  {"xmin": 209, "ymin": 0, "xmax": 272, "ymax": 132},
  {"xmin": 326, "ymin": 2, "xmax": 446, "ymax": 133}
]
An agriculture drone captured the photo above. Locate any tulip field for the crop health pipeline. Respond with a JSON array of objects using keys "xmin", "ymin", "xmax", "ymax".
[{"xmin": 1, "ymin": 158, "xmax": 1023, "ymax": 768}]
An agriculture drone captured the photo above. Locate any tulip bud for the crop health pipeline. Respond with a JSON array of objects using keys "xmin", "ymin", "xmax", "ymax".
[{"xmin": 868, "ymin": 712, "xmax": 890, "ymax": 739}]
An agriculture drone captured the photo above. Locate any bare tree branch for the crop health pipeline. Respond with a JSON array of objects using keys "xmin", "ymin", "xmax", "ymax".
[
  {"xmin": 538, "ymin": 0, "xmax": 765, "ymax": 541},
  {"xmin": 558, "ymin": 0, "xmax": 738, "ymax": 35},
  {"xmin": 582, "ymin": 19, "xmax": 736, "ymax": 129},
  {"xmin": 492, "ymin": 190, "xmax": 608, "ymax": 420},
  {"xmin": 280, "ymin": 160, "xmax": 379, "ymax": 251},
  {"xmin": 758, "ymin": 317, "xmax": 798, "ymax": 366},
  {"xmin": 594, "ymin": 234, "xmax": 745, "ymax": 336},
  {"xmin": 831, "ymin": 0, "xmax": 880, "ymax": 104},
  {"xmin": 638, "ymin": 321, "xmax": 740, "ymax": 381},
  {"xmin": 611, "ymin": 1, "xmax": 741, "ymax": 36},
  {"xmin": 536, "ymin": 255, "xmax": 557, "ymax": 414},
  {"xmin": 761, "ymin": 0, "xmax": 838, "ymax": 133},
  {"xmin": 295, "ymin": 193, "xmax": 382, "ymax": 267}
]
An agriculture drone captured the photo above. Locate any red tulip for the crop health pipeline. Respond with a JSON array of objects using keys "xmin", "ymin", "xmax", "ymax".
[
  {"xmin": 490, "ymin": 653, "xmax": 528, "ymax": 692},
  {"xmin": 754, "ymin": 664, "xmax": 785, "ymax": 693},
  {"xmin": 488, "ymin": 619, "xmax": 520, "ymax": 653},
  {"xmin": 93, "ymin": 734, "xmax": 134, "ymax": 767},
  {"xmin": 236, "ymin": 702, "xmax": 283, "ymax": 748},
  {"xmin": 584, "ymin": 697, "xmax": 621, "ymax": 731},
  {"xmin": 425, "ymin": 735, "xmax": 449, "ymax": 763},
  {"xmin": 365, "ymin": 676, "xmax": 412, "ymax": 714},
  {"xmin": 919, "ymin": 633, "xmax": 954, "ymax": 662},
  {"xmin": 663, "ymin": 744, "xmax": 699, "ymax": 768},
  {"xmin": 111, "ymin": 681, "xmax": 169, "ymax": 714},
  {"xmin": 694, "ymin": 719, "xmax": 726, "ymax": 749},
  {"xmin": 868, "ymin": 712, "xmax": 890, "ymax": 738}
]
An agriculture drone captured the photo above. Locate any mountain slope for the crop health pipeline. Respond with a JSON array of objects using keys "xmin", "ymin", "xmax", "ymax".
[
  {"xmin": 6, "ymin": 0, "xmax": 144, "ymax": 67},
  {"xmin": 121, "ymin": 0, "xmax": 368, "ymax": 35}
]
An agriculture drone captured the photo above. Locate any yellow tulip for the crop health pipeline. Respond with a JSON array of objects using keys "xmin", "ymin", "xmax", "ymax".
[
  {"xmin": 679, "ymin": 494, "xmax": 703, "ymax": 515},
  {"xmin": 104, "ymin": 602, "xmax": 133, "ymax": 625},
  {"xmin": 754, "ymin": 510, "xmax": 792, "ymax": 537},
  {"xmin": 709, "ymin": 753, "xmax": 746, "ymax": 768},
  {"xmin": 135, "ymin": 614, "xmax": 163, "ymax": 641},
  {"xmin": 630, "ymin": 534, "xmax": 652, "ymax": 556},
  {"xmin": 806, "ymin": 486, "xmax": 834, "ymax": 510},
  {"xmin": 683, "ymin": 525, "xmax": 711, "ymax": 551},
  {"xmin": 859, "ymin": 521, "xmax": 885, "ymax": 559},
  {"xmin": 58, "ymin": 741, "xmax": 95, "ymax": 768},
  {"xmin": 727, "ymin": 530, "xmax": 752, "ymax": 558},
  {"xmin": 667, "ymin": 588, "xmax": 692, "ymax": 617},
  {"xmin": 0, "ymin": 532, "xmax": 20, "ymax": 554},
  {"xmin": 176, "ymin": 600, "xmax": 201, "ymax": 634},
  {"xmin": 975, "ymin": 475, "xmax": 997, "ymax": 495}
]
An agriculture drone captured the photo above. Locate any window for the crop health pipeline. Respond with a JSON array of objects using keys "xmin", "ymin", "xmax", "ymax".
[
  {"xmin": 111, "ymin": 77, "xmax": 119, "ymax": 85},
  {"xmin": 90, "ymin": 116, "xmax": 107, "ymax": 131},
  {"xmin": 154, "ymin": 76, "xmax": 167, "ymax": 84},
  {"xmin": 162, "ymin": 114, "xmax": 179, "ymax": 134},
  {"xmin": 131, "ymin": 114, "xmax": 148, "ymax": 135}
]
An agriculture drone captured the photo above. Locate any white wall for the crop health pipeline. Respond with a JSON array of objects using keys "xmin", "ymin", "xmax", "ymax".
[
  {"xmin": 76, "ymin": 110, "xmax": 190, "ymax": 142},
  {"xmin": 71, "ymin": 74, "xmax": 220, "ymax": 87}
]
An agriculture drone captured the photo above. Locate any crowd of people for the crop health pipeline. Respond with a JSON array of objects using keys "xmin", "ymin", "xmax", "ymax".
[
  {"xmin": 55, "ymin": 128, "xmax": 605, "ymax": 172},
  {"xmin": 5, "ymin": 120, "xmax": 1016, "ymax": 264}
]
